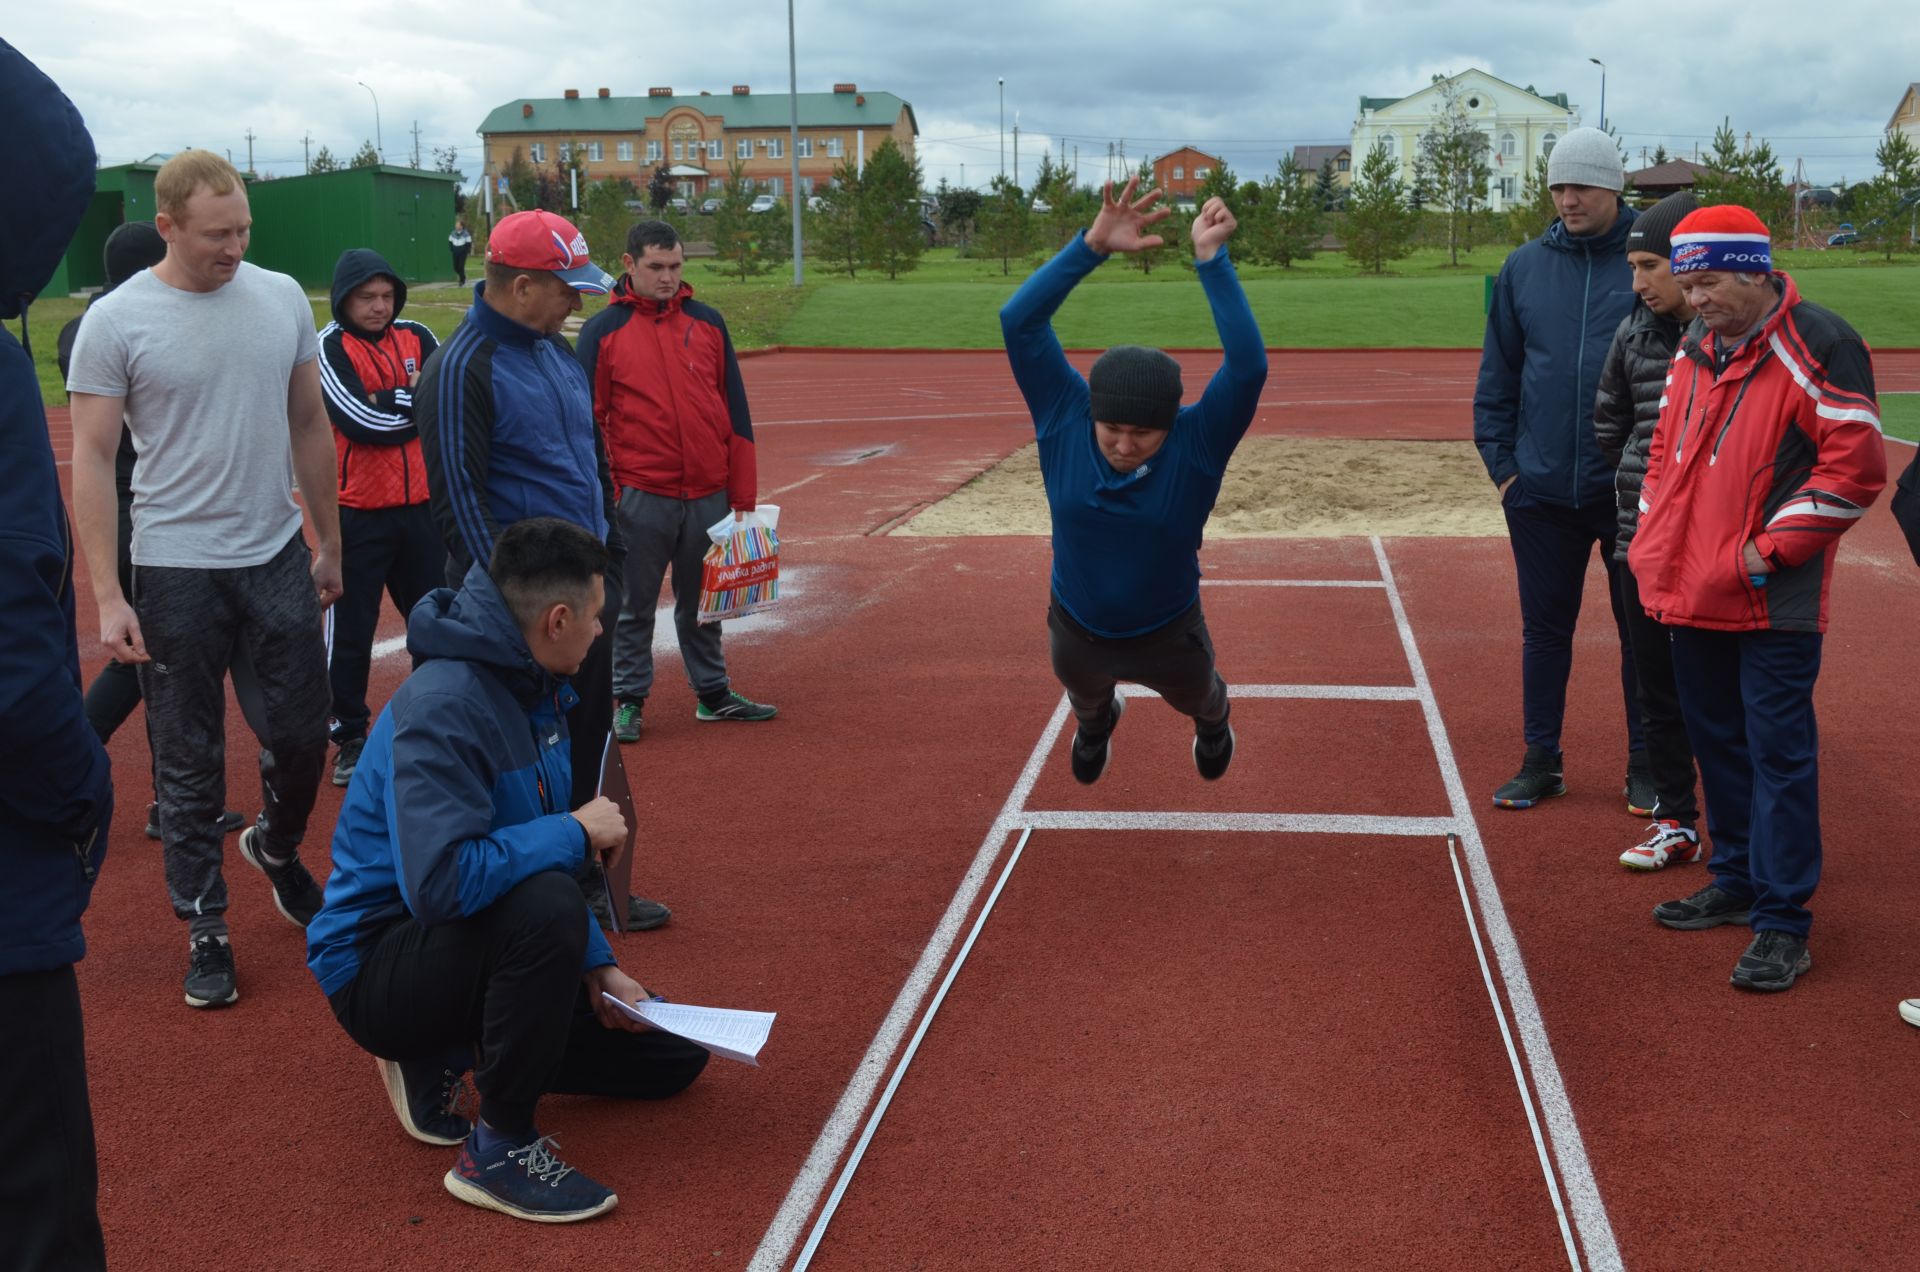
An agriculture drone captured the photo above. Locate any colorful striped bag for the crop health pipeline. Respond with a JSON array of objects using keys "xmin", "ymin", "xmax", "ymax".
[{"xmin": 698, "ymin": 504, "xmax": 781, "ymax": 624}]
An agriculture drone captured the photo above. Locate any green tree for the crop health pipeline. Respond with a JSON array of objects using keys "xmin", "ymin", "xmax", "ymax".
[
  {"xmin": 646, "ymin": 163, "xmax": 674, "ymax": 213},
  {"xmin": 807, "ymin": 157, "xmax": 863, "ymax": 277},
  {"xmin": 430, "ymin": 145, "xmax": 462, "ymax": 178},
  {"xmin": 350, "ymin": 139, "xmax": 381, "ymax": 169},
  {"xmin": 1250, "ymin": 155, "xmax": 1321, "ymax": 269},
  {"xmin": 710, "ymin": 161, "xmax": 774, "ymax": 280},
  {"xmin": 1312, "ymin": 158, "xmax": 1341, "ymax": 212},
  {"xmin": 1196, "ymin": 160, "xmax": 1237, "ymax": 206},
  {"xmin": 857, "ymin": 136, "xmax": 926, "ymax": 279},
  {"xmin": 504, "ymin": 147, "xmax": 538, "ymax": 212},
  {"xmin": 1693, "ymin": 117, "xmax": 1791, "ymax": 233},
  {"xmin": 1124, "ymin": 157, "xmax": 1182, "ymax": 274},
  {"xmin": 974, "ymin": 175, "xmax": 1033, "ymax": 276},
  {"xmin": 934, "ymin": 177, "xmax": 983, "ymax": 250},
  {"xmin": 1416, "ymin": 76, "xmax": 1495, "ymax": 266},
  {"xmin": 1344, "ymin": 138, "xmax": 1416, "ymax": 273},
  {"xmin": 309, "ymin": 145, "xmax": 341, "ymax": 175},
  {"xmin": 1507, "ymin": 155, "xmax": 1557, "ymax": 245},
  {"xmin": 578, "ymin": 177, "xmax": 639, "ymax": 273},
  {"xmin": 1652, "ymin": 144, "xmax": 1670, "ymax": 166},
  {"xmin": 1859, "ymin": 128, "xmax": 1920, "ymax": 260}
]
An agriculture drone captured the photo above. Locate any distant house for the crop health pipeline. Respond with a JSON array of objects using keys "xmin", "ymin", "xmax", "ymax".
[
  {"xmin": 1890, "ymin": 83, "xmax": 1920, "ymax": 143},
  {"xmin": 1151, "ymin": 146, "xmax": 1222, "ymax": 199},
  {"xmin": 1351, "ymin": 68, "xmax": 1578, "ymax": 211},
  {"xmin": 1625, "ymin": 158, "xmax": 1713, "ymax": 198},
  {"xmin": 1293, "ymin": 144, "xmax": 1352, "ymax": 189}
]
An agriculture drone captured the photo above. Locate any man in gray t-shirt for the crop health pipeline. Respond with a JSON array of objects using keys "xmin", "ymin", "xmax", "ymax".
[{"xmin": 67, "ymin": 149, "xmax": 342, "ymax": 1011}]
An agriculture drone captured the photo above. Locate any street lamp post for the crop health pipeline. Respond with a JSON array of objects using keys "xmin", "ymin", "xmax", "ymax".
[
  {"xmin": 357, "ymin": 80, "xmax": 383, "ymax": 162},
  {"xmin": 787, "ymin": 0, "xmax": 803, "ymax": 286},
  {"xmin": 998, "ymin": 78, "xmax": 1005, "ymax": 182},
  {"xmin": 1588, "ymin": 58, "xmax": 1606, "ymax": 134}
]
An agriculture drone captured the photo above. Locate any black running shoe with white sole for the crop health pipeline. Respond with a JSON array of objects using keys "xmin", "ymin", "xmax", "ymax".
[
  {"xmin": 238, "ymin": 826, "xmax": 325, "ymax": 928},
  {"xmin": 1194, "ymin": 723, "xmax": 1235, "ymax": 781},
  {"xmin": 184, "ymin": 936, "xmax": 238, "ymax": 1009},
  {"xmin": 1069, "ymin": 694, "xmax": 1125, "ymax": 785},
  {"xmin": 378, "ymin": 1049, "xmax": 474, "ymax": 1145},
  {"xmin": 1493, "ymin": 744, "xmax": 1566, "ymax": 809}
]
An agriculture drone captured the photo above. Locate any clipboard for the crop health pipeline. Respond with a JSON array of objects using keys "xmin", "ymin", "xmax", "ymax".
[{"xmin": 596, "ymin": 730, "xmax": 638, "ymax": 932}]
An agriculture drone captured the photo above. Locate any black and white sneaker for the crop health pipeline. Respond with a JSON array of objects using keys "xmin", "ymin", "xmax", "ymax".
[
  {"xmin": 1652, "ymin": 884, "xmax": 1752, "ymax": 931},
  {"xmin": 1069, "ymin": 694, "xmax": 1125, "ymax": 785},
  {"xmin": 1493, "ymin": 745, "xmax": 1566, "ymax": 809},
  {"xmin": 1730, "ymin": 930, "xmax": 1812, "ymax": 992},
  {"xmin": 1193, "ymin": 723, "xmax": 1235, "ymax": 781},
  {"xmin": 378, "ymin": 1048, "xmax": 474, "ymax": 1145},
  {"xmin": 184, "ymin": 936, "xmax": 238, "ymax": 1009},
  {"xmin": 332, "ymin": 737, "xmax": 365, "ymax": 787},
  {"xmin": 238, "ymin": 826, "xmax": 325, "ymax": 928}
]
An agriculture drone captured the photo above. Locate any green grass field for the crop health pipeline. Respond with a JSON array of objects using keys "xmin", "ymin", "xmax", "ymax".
[{"xmin": 1881, "ymin": 393, "xmax": 1920, "ymax": 443}]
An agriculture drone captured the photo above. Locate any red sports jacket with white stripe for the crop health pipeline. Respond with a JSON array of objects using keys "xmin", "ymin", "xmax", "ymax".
[{"xmin": 1628, "ymin": 272, "xmax": 1884, "ymax": 633}]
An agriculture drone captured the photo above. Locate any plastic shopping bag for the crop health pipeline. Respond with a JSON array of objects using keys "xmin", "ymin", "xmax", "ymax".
[{"xmin": 698, "ymin": 504, "xmax": 780, "ymax": 624}]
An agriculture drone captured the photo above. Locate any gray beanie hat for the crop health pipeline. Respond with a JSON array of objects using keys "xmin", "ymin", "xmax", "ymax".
[
  {"xmin": 1088, "ymin": 344, "xmax": 1183, "ymax": 430},
  {"xmin": 1625, "ymin": 191, "xmax": 1699, "ymax": 258},
  {"xmin": 1546, "ymin": 127, "xmax": 1624, "ymax": 192}
]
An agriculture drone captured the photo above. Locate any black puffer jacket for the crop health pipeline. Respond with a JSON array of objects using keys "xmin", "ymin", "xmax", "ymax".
[{"xmin": 1593, "ymin": 300, "xmax": 1688, "ymax": 562}]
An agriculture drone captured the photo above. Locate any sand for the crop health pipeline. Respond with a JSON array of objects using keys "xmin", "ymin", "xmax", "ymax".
[{"xmin": 895, "ymin": 437, "xmax": 1509, "ymax": 538}]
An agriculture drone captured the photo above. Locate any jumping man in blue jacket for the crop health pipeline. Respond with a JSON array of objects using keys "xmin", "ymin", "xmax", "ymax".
[
  {"xmin": 1474, "ymin": 128, "xmax": 1646, "ymax": 813},
  {"xmin": 1001, "ymin": 178, "xmax": 1268, "ymax": 784},
  {"xmin": 306, "ymin": 518, "xmax": 706, "ymax": 1223}
]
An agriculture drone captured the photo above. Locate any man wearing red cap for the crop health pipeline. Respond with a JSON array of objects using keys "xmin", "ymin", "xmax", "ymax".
[{"xmin": 1628, "ymin": 204, "xmax": 1885, "ymax": 991}]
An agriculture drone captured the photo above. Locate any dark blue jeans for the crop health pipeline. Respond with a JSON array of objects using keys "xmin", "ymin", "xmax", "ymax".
[
  {"xmin": 1502, "ymin": 485, "xmax": 1642, "ymax": 756},
  {"xmin": 1668, "ymin": 627, "xmax": 1824, "ymax": 937}
]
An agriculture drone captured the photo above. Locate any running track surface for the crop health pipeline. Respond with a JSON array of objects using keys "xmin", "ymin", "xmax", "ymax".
[{"xmin": 40, "ymin": 347, "xmax": 1920, "ymax": 1270}]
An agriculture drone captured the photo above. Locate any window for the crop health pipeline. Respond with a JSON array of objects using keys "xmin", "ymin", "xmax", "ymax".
[
  {"xmin": 646, "ymin": 140, "xmax": 661, "ymax": 162},
  {"xmin": 800, "ymin": 175, "xmax": 815, "ymax": 193},
  {"xmin": 587, "ymin": 141, "xmax": 604, "ymax": 162},
  {"xmin": 1195, "ymin": 167, "xmax": 1210, "ymax": 180},
  {"xmin": 797, "ymin": 137, "xmax": 813, "ymax": 159},
  {"xmin": 617, "ymin": 141, "xmax": 633, "ymax": 162},
  {"xmin": 1542, "ymin": 131, "xmax": 1558, "ymax": 158},
  {"xmin": 737, "ymin": 137, "xmax": 752, "ymax": 159},
  {"xmin": 768, "ymin": 177, "xmax": 783, "ymax": 196},
  {"xmin": 1337, "ymin": 156, "xmax": 1350, "ymax": 172},
  {"xmin": 1500, "ymin": 131, "xmax": 1517, "ymax": 159},
  {"xmin": 767, "ymin": 137, "xmax": 783, "ymax": 159},
  {"xmin": 826, "ymin": 136, "xmax": 843, "ymax": 158},
  {"xmin": 707, "ymin": 140, "xmax": 721, "ymax": 160},
  {"xmin": 1379, "ymin": 132, "xmax": 1397, "ymax": 160},
  {"xmin": 672, "ymin": 141, "xmax": 684, "ymax": 161},
  {"xmin": 1173, "ymin": 165, "xmax": 1184, "ymax": 180},
  {"xmin": 1499, "ymin": 177, "xmax": 1516, "ymax": 200},
  {"xmin": 558, "ymin": 142, "xmax": 571, "ymax": 162},
  {"xmin": 529, "ymin": 142, "xmax": 545, "ymax": 163}
]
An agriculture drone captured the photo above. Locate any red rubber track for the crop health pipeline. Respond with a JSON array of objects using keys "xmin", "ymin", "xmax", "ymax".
[{"xmin": 39, "ymin": 346, "xmax": 1920, "ymax": 1270}]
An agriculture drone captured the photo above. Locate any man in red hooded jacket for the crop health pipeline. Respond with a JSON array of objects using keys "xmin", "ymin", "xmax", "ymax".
[{"xmin": 1627, "ymin": 204, "xmax": 1884, "ymax": 992}]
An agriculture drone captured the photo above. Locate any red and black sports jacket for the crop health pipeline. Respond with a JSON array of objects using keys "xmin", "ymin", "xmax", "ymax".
[
  {"xmin": 574, "ymin": 278, "xmax": 756, "ymax": 510},
  {"xmin": 1628, "ymin": 272, "xmax": 1884, "ymax": 633},
  {"xmin": 319, "ymin": 250, "xmax": 438, "ymax": 510}
]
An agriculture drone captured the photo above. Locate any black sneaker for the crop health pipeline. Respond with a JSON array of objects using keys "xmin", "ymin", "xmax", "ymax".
[
  {"xmin": 1194, "ymin": 723, "xmax": 1235, "ymax": 781},
  {"xmin": 1624, "ymin": 750, "xmax": 1655, "ymax": 817},
  {"xmin": 378, "ymin": 1048, "xmax": 474, "ymax": 1145},
  {"xmin": 184, "ymin": 936, "xmax": 238, "ymax": 1009},
  {"xmin": 238, "ymin": 826, "xmax": 325, "ymax": 928},
  {"xmin": 695, "ymin": 691, "xmax": 777, "ymax": 722},
  {"xmin": 1653, "ymin": 884, "xmax": 1753, "ymax": 930},
  {"xmin": 613, "ymin": 698, "xmax": 645, "ymax": 743},
  {"xmin": 1070, "ymin": 694, "xmax": 1126, "ymax": 785},
  {"xmin": 1730, "ymin": 930, "xmax": 1812, "ymax": 992},
  {"xmin": 583, "ymin": 875, "xmax": 673, "ymax": 933},
  {"xmin": 146, "ymin": 805, "xmax": 247, "ymax": 839},
  {"xmin": 1492, "ymin": 745, "xmax": 1566, "ymax": 809},
  {"xmin": 444, "ymin": 1132, "xmax": 616, "ymax": 1223},
  {"xmin": 332, "ymin": 737, "xmax": 365, "ymax": 787}
]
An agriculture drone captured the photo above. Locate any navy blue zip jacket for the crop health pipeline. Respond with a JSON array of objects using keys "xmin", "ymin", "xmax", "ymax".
[
  {"xmin": 1001, "ymin": 232, "xmax": 1268, "ymax": 637},
  {"xmin": 415, "ymin": 285, "xmax": 619, "ymax": 581},
  {"xmin": 0, "ymin": 40, "xmax": 113, "ymax": 977},
  {"xmin": 306, "ymin": 564, "xmax": 614, "ymax": 996},
  {"xmin": 1474, "ymin": 206, "xmax": 1639, "ymax": 507}
]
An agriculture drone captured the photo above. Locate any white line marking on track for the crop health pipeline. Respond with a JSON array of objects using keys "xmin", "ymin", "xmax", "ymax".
[
  {"xmin": 1020, "ymin": 810, "xmax": 1459, "ymax": 835},
  {"xmin": 1122, "ymin": 683, "xmax": 1420, "ymax": 701},
  {"xmin": 371, "ymin": 634, "xmax": 408, "ymax": 660},
  {"xmin": 756, "ymin": 409, "xmax": 1030, "ymax": 427},
  {"xmin": 1202, "ymin": 578, "xmax": 1388, "ymax": 588},
  {"xmin": 1371, "ymin": 535, "xmax": 1620, "ymax": 1272},
  {"xmin": 767, "ymin": 472, "xmax": 827, "ymax": 496}
]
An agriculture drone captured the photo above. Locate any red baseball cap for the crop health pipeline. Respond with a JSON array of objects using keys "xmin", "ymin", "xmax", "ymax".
[{"xmin": 485, "ymin": 209, "xmax": 614, "ymax": 294}]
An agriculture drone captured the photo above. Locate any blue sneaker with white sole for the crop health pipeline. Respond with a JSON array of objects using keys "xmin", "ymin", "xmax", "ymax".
[{"xmin": 444, "ymin": 1132, "xmax": 616, "ymax": 1223}]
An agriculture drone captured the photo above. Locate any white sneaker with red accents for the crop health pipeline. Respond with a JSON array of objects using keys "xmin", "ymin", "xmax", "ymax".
[{"xmin": 1619, "ymin": 820, "xmax": 1702, "ymax": 871}]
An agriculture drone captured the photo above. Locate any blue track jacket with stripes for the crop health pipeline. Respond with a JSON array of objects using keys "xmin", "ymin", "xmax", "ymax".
[{"xmin": 306, "ymin": 564, "xmax": 614, "ymax": 996}]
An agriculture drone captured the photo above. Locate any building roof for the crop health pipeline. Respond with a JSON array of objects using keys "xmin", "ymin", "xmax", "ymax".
[
  {"xmin": 1293, "ymin": 144, "xmax": 1349, "ymax": 169},
  {"xmin": 1359, "ymin": 71, "xmax": 1570, "ymax": 117},
  {"xmin": 477, "ymin": 90, "xmax": 917, "ymax": 137},
  {"xmin": 1890, "ymin": 82, "xmax": 1920, "ymax": 132},
  {"xmin": 1626, "ymin": 158, "xmax": 1713, "ymax": 188},
  {"xmin": 1151, "ymin": 145, "xmax": 1222, "ymax": 166},
  {"xmin": 1360, "ymin": 96, "xmax": 1402, "ymax": 112}
]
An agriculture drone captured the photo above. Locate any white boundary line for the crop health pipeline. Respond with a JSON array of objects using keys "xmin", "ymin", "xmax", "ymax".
[
  {"xmin": 1020, "ymin": 810, "xmax": 1458, "ymax": 836},
  {"xmin": 1202, "ymin": 578, "xmax": 1387, "ymax": 588},
  {"xmin": 1371, "ymin": 535, "xmax": 1621, "ymax": 1272},
  {"xmin": 1123, "ymin": 683, "xmax": 1419, "ymax": 702}
]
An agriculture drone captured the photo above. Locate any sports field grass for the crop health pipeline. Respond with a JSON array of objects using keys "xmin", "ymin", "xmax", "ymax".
[{"xmin": 1882, "ymin": 393, "xmax": 1920, "ymax": 443}]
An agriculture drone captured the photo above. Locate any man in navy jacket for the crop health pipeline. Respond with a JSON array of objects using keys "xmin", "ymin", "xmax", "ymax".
[
  {"xmin": 0, "ymin": 39, "xmax": 112, "ymax": 1271},
  {"xmin": 1474, "ymin": 127, "xmax": 1645, "ymax": 813}
]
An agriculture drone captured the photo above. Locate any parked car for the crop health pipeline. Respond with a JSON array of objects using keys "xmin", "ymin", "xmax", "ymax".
[
  {"xmin": 806, "ymin": 194, "xmax": 827, "ymax": 212},
  {"xmin": 748, "ymin": 193, "xmax": 779, "ymax": 214},
  {"xmin": 700, "ymin": 197, "xmax": 722, "ymax": 215},
  {"xmin": 667, "ymin": 196, "xmax": 691, "ymax": 214},
  {"xmin": 1031, "ymin": 198, "xmax": 1052, "ymax": 214}
]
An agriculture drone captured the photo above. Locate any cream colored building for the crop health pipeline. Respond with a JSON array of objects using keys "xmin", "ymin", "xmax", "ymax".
[
  {"xmin": 1350, "ymin": 69, "xmax": 1580, "ymax": 212},
  {"xmin": 1890, "ymin": 83, "xmax": 1920, "ymax": 144}
]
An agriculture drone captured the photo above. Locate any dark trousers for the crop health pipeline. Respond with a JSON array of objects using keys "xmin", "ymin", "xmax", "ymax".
[
  {"xmin": 327, "ymin": 872, "xmax": 708, "ymax": 1137},
  {"xmin": 612, "ymin": 488, "xmax": 731, "ymax": 705},
  {"xmin": 134, "ymin": 533, "xmax": 330, "ymax": 940},
  {"xmin": 1614, "ymin": 564, "xmax": 1699, "ymax": 826},
  {"xmin": 0, "ymin": 965, "xmax": 106, "ymax": 1271},
  {"xmin": 327, "ymin": 503, "xmax": 446, "ymax": 743},
  {"xmin": 1668, "ymin": 627, "xmax": 1824, "ymax": 937},
  {"xmin": 568, "ymin": 563, "xmax": 624, "ymax": 812},
  {"xmin": 1047, "ymin": 596, "xmax": 1229, "ymax": 736},
  {"xmin": 451, "ymin": 245, "xmax": 470, "ymax": 286},
  {"xmin": 83, "ymin": 488, "xmax": 141, "ymax": 743},
  {"xmin": 1502, "ymin": 487, "xmax": 1642, "ymax": 755}
]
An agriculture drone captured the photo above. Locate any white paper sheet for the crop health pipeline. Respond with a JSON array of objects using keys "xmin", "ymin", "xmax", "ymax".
[{"xmin": 601, "ymin": 994, "xmax": 776, "ymax": 1066}]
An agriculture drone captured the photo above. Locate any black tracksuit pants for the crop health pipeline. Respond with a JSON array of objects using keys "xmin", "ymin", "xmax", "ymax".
[
  {"xmin": 1614, "ymin": 563, "xmax": 1699, "ymax": 826},
  {"xmin": 327, "ymin": 503, "xmax": 446, "ymax": 743},
  {"xmin": 0, "ymin": 965, "xmax": 107, "ymax": 1271},
  {"xmin": 1047, "ymin": 595, "xmax": 1230, "ymax": 736},
  {"xmin": 327, "ymin": 872, "xmax": 708, "ymax": 1137}
]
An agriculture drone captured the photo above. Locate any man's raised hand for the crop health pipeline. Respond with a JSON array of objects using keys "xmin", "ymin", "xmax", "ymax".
[
  {"xmin": 1086, "ymin": 176, "xmax": 1172, "ymax": 256},
  {"xmin": 1190, "ymin": 197, "xmax": 1237, "ymax": 262}
]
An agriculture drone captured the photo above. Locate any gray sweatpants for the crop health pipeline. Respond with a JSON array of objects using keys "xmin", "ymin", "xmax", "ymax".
[
  {"xmin": 611, "ymin": 487, "xmax": 731, "ymax": 704},
  {"xmin": 134, "ymin": 533, "xmax": 330, "ymax": 941}
]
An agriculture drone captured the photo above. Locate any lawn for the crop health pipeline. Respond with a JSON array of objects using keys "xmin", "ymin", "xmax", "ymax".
[{"xmin": 1882, "ymin": 393, "xmax": 1920, "ymax": 443}]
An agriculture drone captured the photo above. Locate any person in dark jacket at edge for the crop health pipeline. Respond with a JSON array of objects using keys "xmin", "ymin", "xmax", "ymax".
[
  {"xmin": 305, "ymin": 517, "xmax": 706, "ymax": 1223},
  {"xmin": 1475, "ymin": 127, "xmax": 1648, "ymax": 813},
  {"xmin": 1592, "ymin": 192, "xmax": 1704, "ymax": 871},
  {"xmin": 317, "ymin": 248, "xmax": 446, "ymax": 788},
  {"xmin": 1630, "ymin": 205, "xmax": 1884, "ymax": 992},
  {"xmin": 0, "ymin": 38, "xmax": 114, "ymax": 1272},
  {"xmin": 57, "ymin": 220, "xmax": 246, "ymax": 840}
]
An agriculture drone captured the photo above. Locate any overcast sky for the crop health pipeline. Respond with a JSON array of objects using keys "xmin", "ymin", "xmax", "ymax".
[{"xmin": 11, "ymin": 0, "xmax": 1917, "ymax": 193}]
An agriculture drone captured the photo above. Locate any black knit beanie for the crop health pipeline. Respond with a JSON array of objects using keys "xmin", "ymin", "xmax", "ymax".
[
  {"xmin": 1088, "ymin": 344, "xmax": 1184, "ymax": 430},
  {"xmin": 1625, "ymin": 191, "xmax": 1699, "ymax": 260},
  {"xmin": 102, "ymin": 220, "xmax": 165, "ymax": 291}
]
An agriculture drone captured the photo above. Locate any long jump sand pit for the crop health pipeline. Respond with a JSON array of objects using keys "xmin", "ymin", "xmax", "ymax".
[{"xmin": 895, "ymin": 437, "xmax": 1508, "ymax": 538}]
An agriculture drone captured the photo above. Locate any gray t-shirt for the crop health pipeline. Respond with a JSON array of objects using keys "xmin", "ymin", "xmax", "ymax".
[{"xmin": 66, "ymin": 261, "xmax": 319, "ymax": 569}]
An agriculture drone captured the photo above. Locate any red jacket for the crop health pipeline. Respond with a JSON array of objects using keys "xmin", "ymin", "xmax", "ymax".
[
  {"xmin": 1628, "ymin": 272, "xmax": 1883, "ymax": 633},
  {"xmin": 319, "ymin": 318, "xmax": 437, "ymax": 510},
  {"xmin": 574, "ymin": 278, "xmax": 756, "ymax": 510}
]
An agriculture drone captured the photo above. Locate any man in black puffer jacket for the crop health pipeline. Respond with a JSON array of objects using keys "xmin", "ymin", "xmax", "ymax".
[{"xmin": 1593, "ymin": 191, "xmax": 1700, "ymax": 871}]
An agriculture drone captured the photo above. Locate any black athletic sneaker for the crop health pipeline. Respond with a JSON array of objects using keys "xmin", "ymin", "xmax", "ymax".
[
  {"xmin": 1194, "ymin": 723, "xmax": 1235, "ymax": 781},
  {"xmin": 1730, "ymin": 930, "xmax": 1812, "ymax": 991},
  {"xmin": 332, "ymin": 737, "xmax": 365, "ymax": 787},
  {"xmin": 184, "ymin": 936, "xmax": 238, "ymax": 1009},
  {"xmin": 378, "ymin": 1048, "xmax": 474, "ymax": 1145},
  {"xmin": 583, "ymin": 873, "xmax": 674, "ymax": 933},
  {"xmin": 238, "ymin": 827, "xmax": 325, "ymax": 928},
  {"xmin": 1653, "ymin": 884, "xmax": 1753, "ymax": 930},
  {"xmin": 146, "ymin": 805, "xmax": 246, "ymax": 839},
  {"xmin": 1069, "ymin": 694, "xmax": 1126, "ymax": 785},
  {"xmin": 1624, "ymin": 750, "xmax": 1655, "ymax": 817},
  {"xmin": 1492, "ymin": 745, "xmax": 1566, "ymax": 809}
]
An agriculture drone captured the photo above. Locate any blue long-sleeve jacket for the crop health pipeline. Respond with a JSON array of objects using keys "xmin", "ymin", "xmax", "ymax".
[
  {"xmin": 1474, "ymin": 208, "xmax": 1638, "ymax": 507},
  {"xmin": 1000, "ymin": 233, "xmax": 1268, "ymax": 637},
  {"xmin": 306, "ymin": 565, "xmax": 613, "ymax": 996}
]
